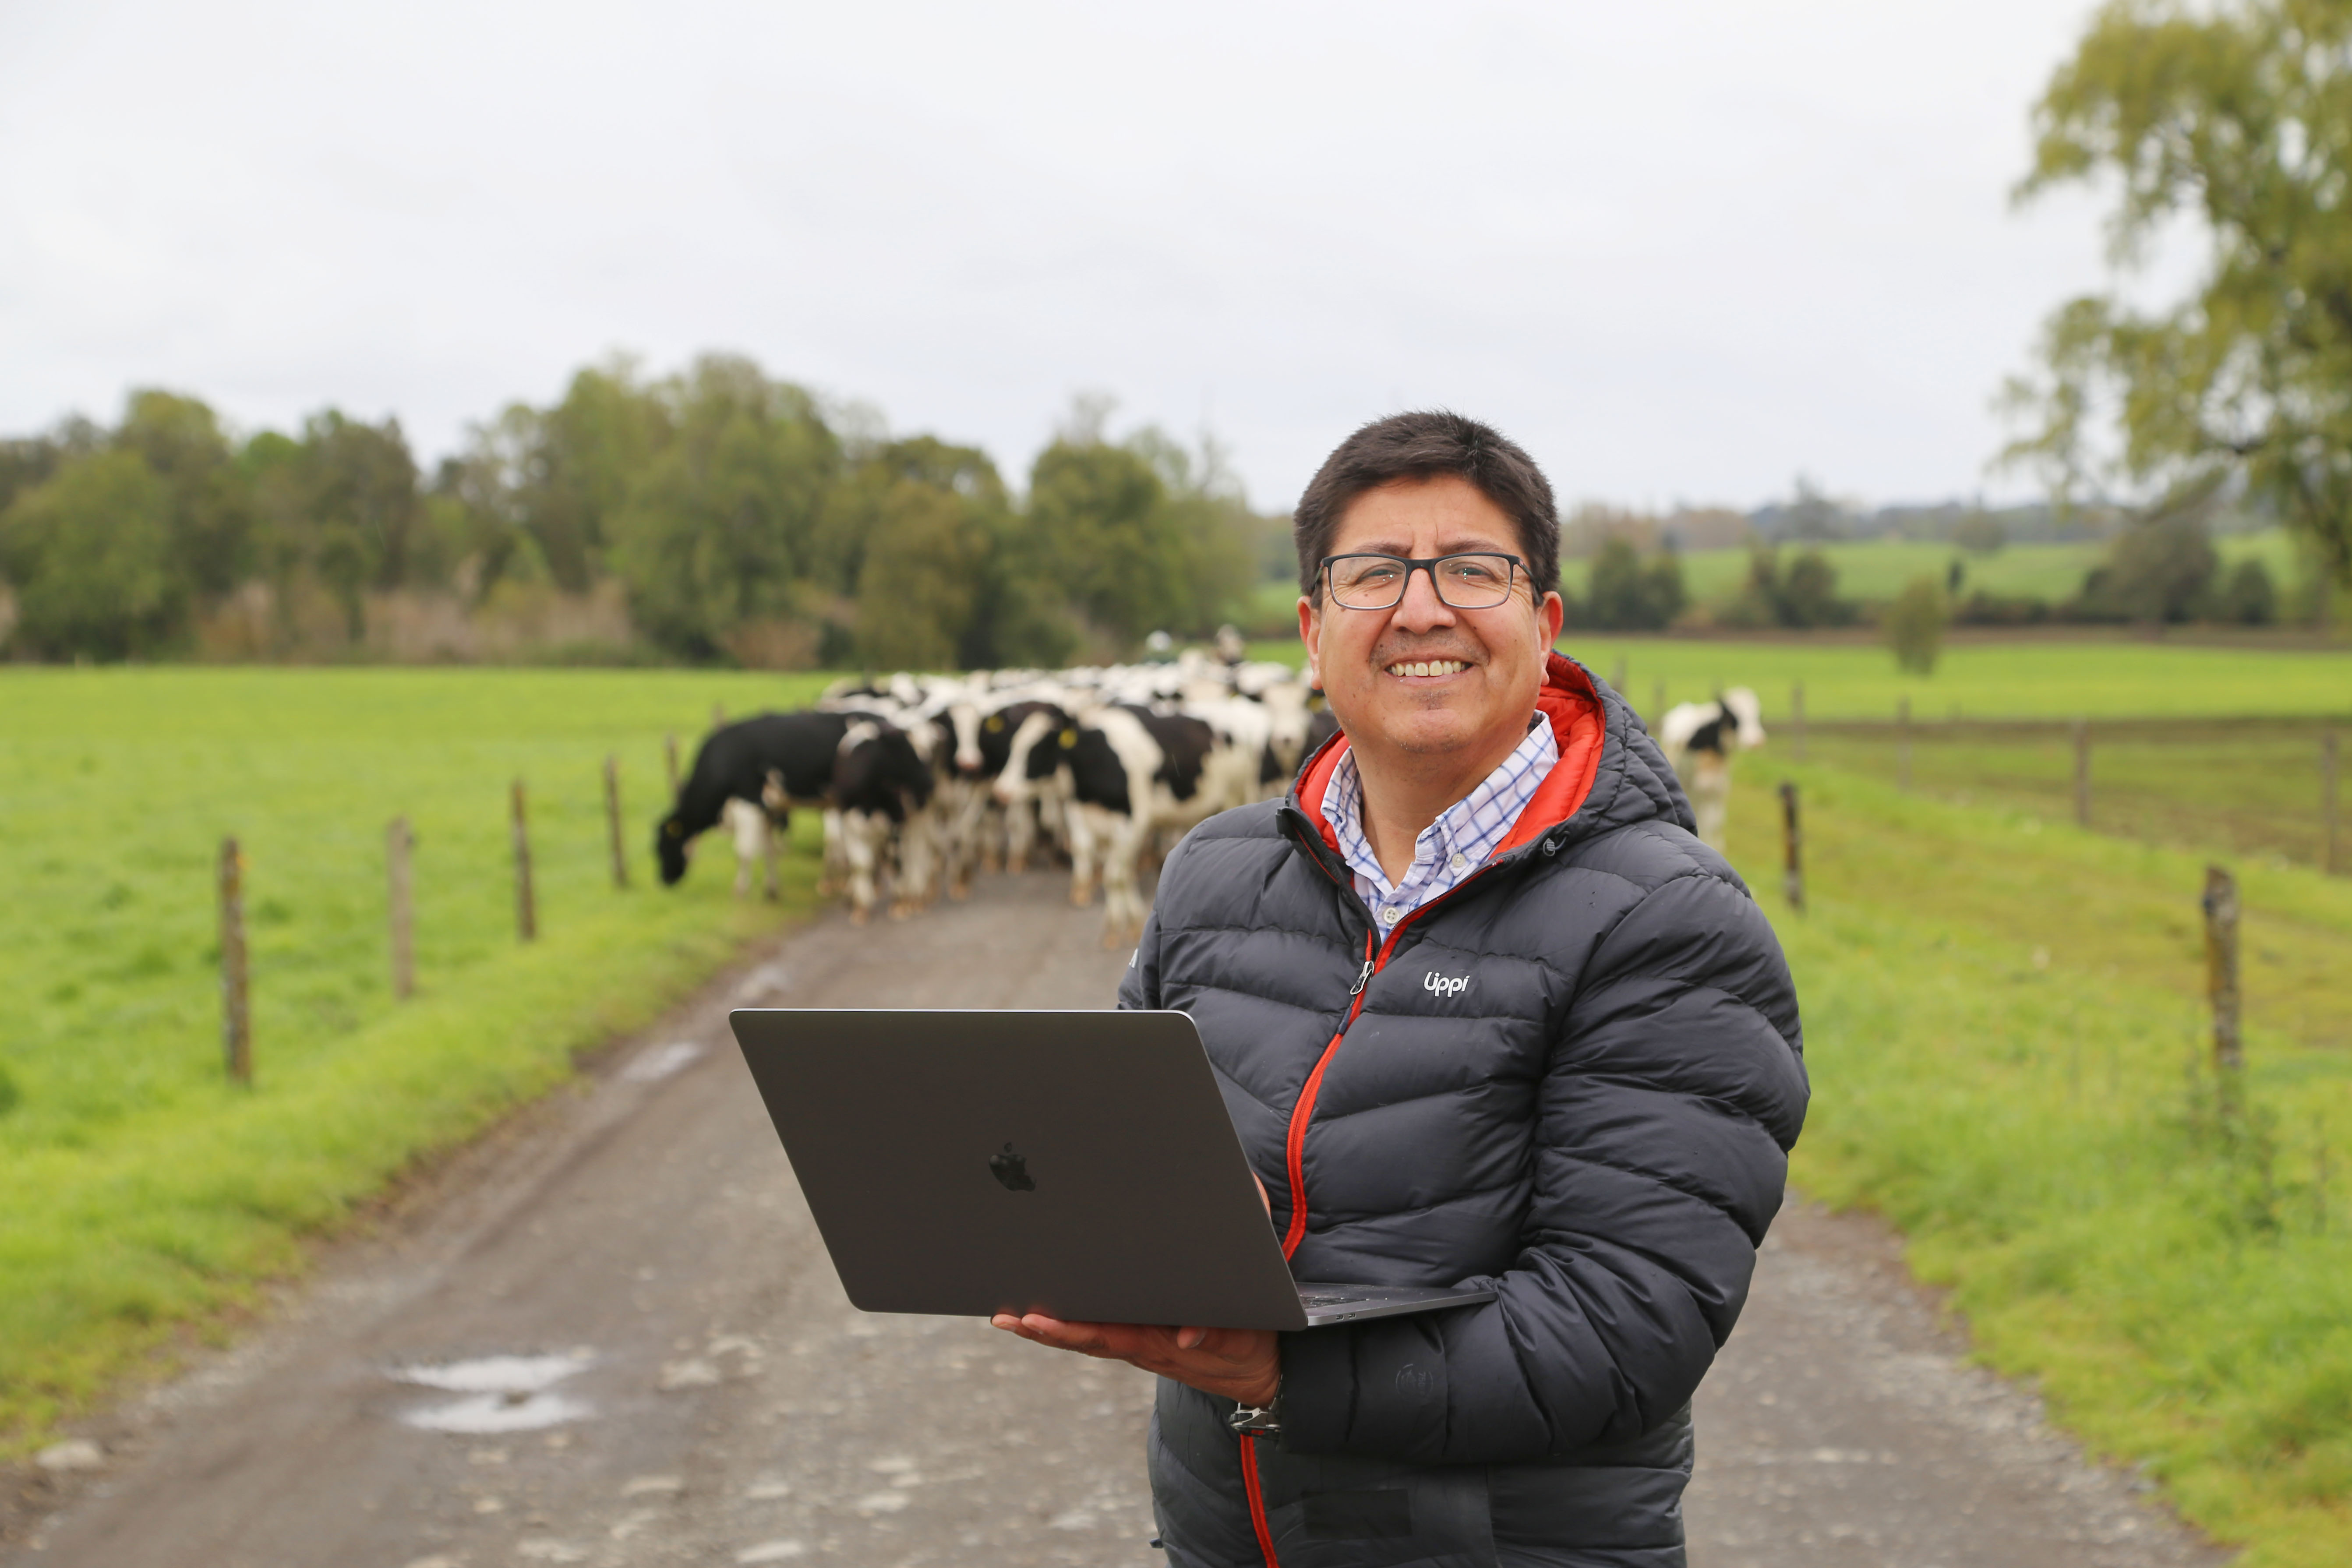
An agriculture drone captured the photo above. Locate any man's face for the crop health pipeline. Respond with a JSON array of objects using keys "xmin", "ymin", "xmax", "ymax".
[{"xmin": 1300, "ymin": 474, "xmax": 1564, "ymax": 766}]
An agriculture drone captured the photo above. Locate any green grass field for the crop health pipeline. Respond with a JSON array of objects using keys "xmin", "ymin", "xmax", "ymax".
[
  {"xmin": 1800, "ymin": 723, "xmax": 2346, "ymax": 875},
  {"xmin": 0, "ymin": 667, "xmax": 833, "ymax": 1450},
  {"xmin": 1556, "ymin": 528, "xmax": 2303, "ymax": 606},
  {"xmin": 1723, "ymin": 760, "xmax": 2352, "ymax": 1565}
]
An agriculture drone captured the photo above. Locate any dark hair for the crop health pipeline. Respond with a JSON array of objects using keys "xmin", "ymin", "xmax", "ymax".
[{"xmin": 1293, "ymin": 411, "xmax": 1559, "ymax": 605}]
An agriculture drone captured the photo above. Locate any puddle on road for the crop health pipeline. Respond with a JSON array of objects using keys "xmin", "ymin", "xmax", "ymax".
[
  {"xmin": 622, "ymin": 1042, "xmax": 704, "ymax": 1083},
  {"xmin": 390, "ymin": 1352, "xmax": 594, "ymax": 1434}
]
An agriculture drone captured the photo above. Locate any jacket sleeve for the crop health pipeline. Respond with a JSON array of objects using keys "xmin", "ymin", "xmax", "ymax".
[
  {"xmin": 1116, "ymin": 908, "xmax": 1164, "ymax": 1012},
  {"xmin": 1277, "ymin": 862, "xmax": 1808, "ymax": 1462}
]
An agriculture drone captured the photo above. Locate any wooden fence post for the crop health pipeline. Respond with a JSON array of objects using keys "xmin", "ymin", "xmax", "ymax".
[
  {"xmin": 2203, "ymin": 864, "xmax": 2243, "ymax": 1085},
  {"xmin": 511, "ymin": 780, "xmax": 537, "ymax": 943},
  {"xmin": 664, "ymin": 733, "xmax": 680, "ymax": 797},
  {"xmin": 1896, "ymin": 697, "xmax": 1912, "ymax": 792},
  {"xmin": 712, "ymin": 703, "xmax": 726, "ymax": 731},
  {"xmin": 2324, "ymin": 729, "xmax": 2341, "ymax": 876},
  {"xmin": 2073, "ymin": 718, "xmax": 2093, "ymax": 829},
  {"xmin": 604, "ymin": 754, "xmax": 628, "ymax": 890},
  {"xmin": 1610, "ymin": 657, "xmax": 1628, "ymax": 697},
  {"xmin": 387, "ymin": 817, "xmax": 414, "ymax": 1001},
  {"xmin": 1790, "ymin": 681, "xmax": 1806, "ymax": 763},
  {"xmin": 1779, "ymin": 780, "xmax": 1804, "ymax": 914},
  {"xmin": 219, "ymin": 836, "xmax": 251, "ymax": 1085},
  {"xmin": 1651, "ymin": 681, "xmax": 1666, "ymax": 728}
]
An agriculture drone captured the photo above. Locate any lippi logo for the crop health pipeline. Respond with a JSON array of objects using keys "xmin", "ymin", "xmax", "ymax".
[{"xmin": 1423, "ymin": 971, "xmax": 1469, "ymax": 998}]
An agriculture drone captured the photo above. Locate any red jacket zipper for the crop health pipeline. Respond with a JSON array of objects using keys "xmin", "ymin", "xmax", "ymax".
[{"xmin": 1276, "ymin": 881, "xmax": 1476, "ymax": 1259}]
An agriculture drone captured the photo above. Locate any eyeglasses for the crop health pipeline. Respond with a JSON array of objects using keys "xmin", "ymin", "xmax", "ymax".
[{"xmin": 1320, "ymin": 552, "xmax": 1526, "ymax": 611}]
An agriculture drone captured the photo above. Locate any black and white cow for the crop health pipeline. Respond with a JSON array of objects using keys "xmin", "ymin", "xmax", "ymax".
[
  {"xmin": 995, "ymin": 702, "xmax": 1248, "ymax": 943},
  {"xmin": 656, "ymin": 711, "xmax": 851, "ymax": 893},
  {"xmin": 823, "ymin": 717, "xmax": 941, "ymax": 923},
  {"xmin": 1657, "ymin": 686, "xmax": 1766, "ymax": 852}
]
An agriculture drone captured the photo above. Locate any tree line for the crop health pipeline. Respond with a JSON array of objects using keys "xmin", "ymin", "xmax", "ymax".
[{"xmin": 0, "ymin": 356, "xmax": 1264, "ymax": 667}]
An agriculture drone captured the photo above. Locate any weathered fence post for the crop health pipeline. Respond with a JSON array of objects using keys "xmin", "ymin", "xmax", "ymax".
[
  {"xmin": 1610, "ymin": 657, "xmax": 1628, "ymax": 697},
  {"xmin": 1651, "ymin": 681, "xmax": 1666, "ymax": 728},
  {"xmin": 1790, "ymin": 682, "xmax": 1806, "ymax": 763},
  {"xmin": 1896, "ymin": 697, "xmax": 1912, "ymax": 792},
  {"xmin": 2324, "ymin": 729, "xmax": 2341, "ymax": 876},
  {"xmin": 604, "ymin": 754, "xmax": 628, "ymax": 890},
  {"xmin": 1779, "ymin": 780, "xmax": 1804, "ymax": 915},
  {"xmin": 2203, "ymin": 864, "xmax": 2243, "ymax": 1087},
  {"xmin": 387, "ymin": 817, "xmax": 414, "ymax": 1001},
  {"xmin": 712, "ymin": 703, "xmax": 726, "ymax": 731},
  {"xmin": 664, "ymin": 732, "xmax": 680, "ymax": 797},
  {"xmin": 2073, "ymin": 718, "xmax": 2093, "ymax": 829},
  {"xmin": 511, "ymin": 780, "xmax": 537, "ymax": 943},
  {"xmin": 219, "ymin": 836, "xmax": 251, "ymax": 1085}
]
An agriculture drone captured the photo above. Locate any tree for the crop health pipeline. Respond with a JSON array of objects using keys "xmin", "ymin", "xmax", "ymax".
[
  {"xmin": 2074, "ymin": 511, "xmax": 2221, "ymax": 622},
  {"xmin": 1730, "ymin": 546, "xmax": 1851, "ymax": 629},
  {"xmin": 2007, "ymin": 0, "xmax": 2352, "ymax": 594},
  {"xmin": 1885, "ymin": 575, "xmax": 1950, "ymax": 675},
  {"xmin": 289, "ymin": 411, "xmax": 427, "ymax": 636},
  {"xmin": 606, "ymin": 356, "xmax": 840, "ymax": 663},
  {"xmin": 115, "ymin": 390, "xmax": 252, "ymax": 599},
  {"xmin": 1582, "ymin": 539, "xmax": 1688, "ymax": 631},
  {"xmin": 834, "ymin": 438, "xmax": 1007, "ymax": 670},
  {"xmin": 1022, "ymin": 426, "xmax": 1252, "ymax": 653},
  {"xmin": 0, "ymin": 449, "xmax": 181, "ymax": 658}
]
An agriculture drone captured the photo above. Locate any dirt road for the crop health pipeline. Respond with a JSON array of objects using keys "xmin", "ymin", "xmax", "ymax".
[{"xmin": 4, "ymin": 875, "xmax": 2226, "ymax": 1567}]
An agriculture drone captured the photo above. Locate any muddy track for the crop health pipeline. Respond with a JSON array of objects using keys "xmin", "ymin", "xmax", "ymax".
[{"xmin": 2, "ymin": 874, "xmax": 2227, "ymax": 1566}]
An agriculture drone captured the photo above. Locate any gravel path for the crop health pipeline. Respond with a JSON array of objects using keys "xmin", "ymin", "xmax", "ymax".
[{"xmin": 1, "ymin": 872, "xmax": 2228, "ymax": 1566}]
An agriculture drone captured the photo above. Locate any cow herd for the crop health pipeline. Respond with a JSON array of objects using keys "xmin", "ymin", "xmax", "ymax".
[
  {"xmin": 652, "ymin": 651, "xmax": 1331, "ymax": 944},
  {"xmin": 652, "ymin": 661, "xmax": 1773, "ymax": 941}
]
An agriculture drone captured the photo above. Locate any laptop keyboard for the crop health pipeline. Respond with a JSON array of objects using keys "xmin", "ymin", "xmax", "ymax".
[{"xmin": 1297, "ymin": 1291, "xmax": 1368, "ymax": 1307}]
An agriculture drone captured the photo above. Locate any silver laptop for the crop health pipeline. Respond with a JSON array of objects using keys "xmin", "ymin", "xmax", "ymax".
[{"xmin": 727, "ymin": 1008, "xmax": 1496, "ymax": 1331}]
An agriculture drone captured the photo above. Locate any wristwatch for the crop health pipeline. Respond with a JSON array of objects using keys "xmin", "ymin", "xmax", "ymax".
[{"xmin": 1225, "ymin": 1382, "xmax": 1283, "ymax": 1437}]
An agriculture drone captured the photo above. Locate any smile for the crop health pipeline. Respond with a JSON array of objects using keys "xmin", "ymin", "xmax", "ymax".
[{"xmin": 1385, "ymin": 660, "xmax": 1469, "ymax": 678}]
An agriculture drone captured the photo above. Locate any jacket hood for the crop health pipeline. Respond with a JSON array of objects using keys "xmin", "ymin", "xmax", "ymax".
[{"xmin": 1283, "ymin": 652, "xmax": 1695, "ymax": 866}]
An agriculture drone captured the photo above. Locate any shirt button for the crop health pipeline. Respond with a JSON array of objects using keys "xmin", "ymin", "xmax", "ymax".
[
  {"xmin": 1379, "ymin": 905, "xmax": 1401, "ymax": 924},
  {"xmin": 1448, "ymin": 852, "xmax": 1468, "ymax": 872}
]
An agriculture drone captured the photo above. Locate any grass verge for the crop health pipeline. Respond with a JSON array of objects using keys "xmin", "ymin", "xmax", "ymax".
[
  {"xmin": 0, "ymin": 667, "xmax": 833, "ymax": 1452},
  {"xmin": 1726, "ymin": 758, "xmax": 2352, "ymax": 1566}
]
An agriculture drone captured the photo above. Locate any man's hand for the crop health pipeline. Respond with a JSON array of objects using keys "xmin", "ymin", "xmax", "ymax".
[
  {"xmin": 988, "ymin": 1313, "xmax": 1280, "ymax": 1406},
  {"xmin": 989, "ymin": 1169, "xmax": 1281, "ymax": 1405}
]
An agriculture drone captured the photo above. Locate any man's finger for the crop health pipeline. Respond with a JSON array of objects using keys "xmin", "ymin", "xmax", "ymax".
[{"xmin": 1175, "ymin": 1325, "xmax": 1206, "ymax": 1351}]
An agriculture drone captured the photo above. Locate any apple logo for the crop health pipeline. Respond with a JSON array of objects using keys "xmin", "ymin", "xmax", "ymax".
[{"xmin": 989, "ymin": 1142, "xmax": 1036, "ymax": 1192}]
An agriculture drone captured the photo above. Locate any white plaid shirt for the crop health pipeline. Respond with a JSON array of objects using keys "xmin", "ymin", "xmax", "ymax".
[{"xmin": 1321, "ymin": 716, "xmax": 1558, "ymax": 941}]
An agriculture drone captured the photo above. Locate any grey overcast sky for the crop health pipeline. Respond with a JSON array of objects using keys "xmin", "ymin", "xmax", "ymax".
[{"xmin": 0, "ymin": 0, "xmax": 2122, "ymax": 514}]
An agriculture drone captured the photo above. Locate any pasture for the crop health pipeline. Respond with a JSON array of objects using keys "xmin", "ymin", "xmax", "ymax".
[
  {"xmin": 1723, "ymin": 759, "xmax": 2352, "ymax": 1566},
  {"xmin": 0, "ymin": 667, "xmax": 831, "ymax": 1447},
  {"xmin": 1556, "ymin": 527, "xmax": 2302, "ymax": 605}
]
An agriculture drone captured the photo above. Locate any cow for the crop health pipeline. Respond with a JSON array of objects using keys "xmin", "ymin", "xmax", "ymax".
[
  {"xmin": 826, "ymin": 717, "xmax": 941, "ymax": 923},
  {"xmin": 995, "ymin": 701, "xmax": 1247, "ymax": 944},
  {"xmin": 655, "ymin": 711, "xmax": 852, "ymax": 890},
  {"xmin": 721, "ymin": 796, "xmax": 781, "ymax": 901},
  {"xmin": 1657, "ymin": 687, "xmax": 1767, "ymax": 852}
]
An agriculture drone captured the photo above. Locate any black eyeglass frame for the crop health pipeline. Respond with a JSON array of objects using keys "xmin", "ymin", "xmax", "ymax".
[{"xmin": 1317, "ymin": 551, "xmax": 1529, "ymax": 611}]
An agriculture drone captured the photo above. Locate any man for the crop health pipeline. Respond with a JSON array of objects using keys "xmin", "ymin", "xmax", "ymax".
[{"xmin": 994, "ymin": 412, "xmax": 1806, "ymax": 1566}]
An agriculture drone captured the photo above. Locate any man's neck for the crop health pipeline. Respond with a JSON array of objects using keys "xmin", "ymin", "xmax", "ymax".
[{"xmin": 1353, "ymin": 719, "xmax": 1535, "ymax": 884}]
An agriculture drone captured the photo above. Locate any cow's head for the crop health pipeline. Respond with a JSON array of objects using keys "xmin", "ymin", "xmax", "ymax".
[{"xmin": 655, "ymin": 814, "xmax": 692, "ymax": 885}]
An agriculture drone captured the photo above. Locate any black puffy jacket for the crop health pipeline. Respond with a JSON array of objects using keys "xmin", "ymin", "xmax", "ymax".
[{"xmin": 1117, "ymin": 654, "xmax": 1807, "ymax": 1568}]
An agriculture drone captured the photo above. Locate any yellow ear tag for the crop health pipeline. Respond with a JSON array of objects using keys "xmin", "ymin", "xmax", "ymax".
[
  {"xmin": 985, "ymin": 715, "xmax": 1003, "ymax": 731},
  {"xmin": 1059, "ymin": 728, "xmax": 1078, "ymax": 747}
]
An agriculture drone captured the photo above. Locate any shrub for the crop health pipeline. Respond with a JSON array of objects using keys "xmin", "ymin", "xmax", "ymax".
[
  {"xmin": 1578, "ymin": 538, "xmax": 1687, "ymax": 631},
  {"xmin": 1885, "ymin": 574, "xmax": 1950, "ymax": 675}
]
